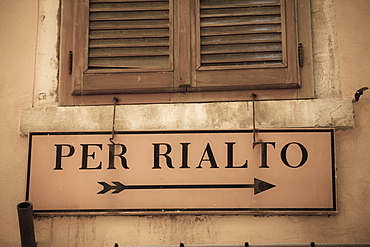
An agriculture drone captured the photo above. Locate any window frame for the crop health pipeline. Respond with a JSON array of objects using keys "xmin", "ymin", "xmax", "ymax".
[{"xmin": 59, "ymin": 0, "xmax": 313, "ymax": 106}]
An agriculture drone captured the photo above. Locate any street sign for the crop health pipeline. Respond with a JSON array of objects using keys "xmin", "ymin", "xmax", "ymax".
[{"xmin": 26, "ymin": 129, "xmax": 336, "ymax": 214}]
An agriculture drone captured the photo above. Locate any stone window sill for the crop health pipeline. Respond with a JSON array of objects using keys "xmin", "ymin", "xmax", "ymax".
[{"xmin": 20, "ymin": 99, "xmax": 354, "ymax": 135}]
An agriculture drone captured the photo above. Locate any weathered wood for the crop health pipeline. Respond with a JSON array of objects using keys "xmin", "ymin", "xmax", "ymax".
[
  {"xmin": 201, "ymin": 52, "xmax": 282, "ymax": 64},
  {"xmin": 89, "ymin": 47, "xmax": 169, "ymax": 57},
  {"xmin": 195, "ymin": 68, "xmax": 294, "ymax": 89},
  {"xmin": 87, "ymin": 0, "xmax": 171, "ymax": 76},
  {"xmin": 201, "ymin": 0, "xmax": 280, "ymax": 9},
  {"xmin": 201, "ymin": 24, "xmax": 281, "ymax": 36},
  {"xmin": 194, "ymin": 0, "xmax": 297, "ymax": 91},
  {"xmin": 201, "ymin": 33, "xmax": 282, "ymax": 45},
  {"xmin": 89, "ymin": 19, "xmax": 169, "ymax": 30},
  {"xmin": 91, "ymin": 0, "xmax": 165, "ymax": 2},
  {"xmin": 174, "ymin": 0, "xmax": 192, "ymax": 87},
  {"xmin": 201, "ymin": 15, "xmax": 281, "ymax": 27},
  {"xmin": 201, "ymin": 43, "xmax": 282, "ymax": 54},
  {"xmin": 90, "ymin": 2, "xmax": 168, "ymax": 12},
  {"xmin": 89, "ymin": 10, "xmax": 169, "ymax": 21},
  {"xmin": 89, "ymin": 29, "xmax": 169, "ymax": 39},
  {"xmin": 89, "ymin": 37, "xmax": 169, "ymax": 48},
  {"xmin": 88, "ymin": 56, "xmax": 170, "ymax": 68},
  {"xmin": 59, "ymin": 0, "xmax": 312, "ymax": 106},
  {"xmin": 201, "ymin": 6, "xmax": 281, "ymax": 18},
  {"xmin": 58, "ymin": 0, "xmax": 75, "ymax": 105},
  {"xmin": 80, "ymin": 71, "xmax": 173, "ymax": 95}
]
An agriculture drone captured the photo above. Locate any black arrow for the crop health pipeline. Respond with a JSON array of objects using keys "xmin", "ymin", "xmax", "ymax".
[{"xmin": 97, "ymin": 178, "xmax": 275, "ymax": 195}]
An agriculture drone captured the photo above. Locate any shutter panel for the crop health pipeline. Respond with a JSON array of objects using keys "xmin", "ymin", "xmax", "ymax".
[
  {"xmin": 194, "ymin": 0, "xmax": 300, "ymax": 91},
  {"xmin": 200, "ymin": 0, "xmax": 282, "ymax": 67},
  {"xmin": 73, "ymin": 0, "xmax": 174, "ymax": 95}
]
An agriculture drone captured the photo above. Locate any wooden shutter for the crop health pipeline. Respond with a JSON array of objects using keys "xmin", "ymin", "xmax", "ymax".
[
  {"xmin": 60, "ymin": 0, "xmax": 311, "ymax": 105},
  {"xmin": 73, "ymin": 0, "xmax": 174, "ymax": 95},
  {"xmin": 193, "ymin": 0, "xmax": 300, "ymax": 91}
]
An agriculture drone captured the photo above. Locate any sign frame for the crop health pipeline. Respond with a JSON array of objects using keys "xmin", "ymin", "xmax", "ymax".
[{"xmin": 26, "ymin": 129, "xmax": 337, "ymax": 216}]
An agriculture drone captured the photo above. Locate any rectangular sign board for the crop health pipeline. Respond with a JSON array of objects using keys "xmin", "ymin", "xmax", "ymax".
[{"xmin": 27, "ymin": 129, "xmax": 336, "ymax": 214}]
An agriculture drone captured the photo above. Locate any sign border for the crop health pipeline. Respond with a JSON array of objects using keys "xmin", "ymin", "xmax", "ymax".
[{"xmin": 26, "ymin": 128, "xmax": 337, "ymax": 216}]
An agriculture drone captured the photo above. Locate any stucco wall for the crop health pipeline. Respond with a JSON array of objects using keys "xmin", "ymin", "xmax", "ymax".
[
  {"xmin": 0, "ymin": 1, "xmax": 37, "ymax": 246},
  {"xmin": 0, "ymin": 0, "xmax": 369, "ymax": 246}
]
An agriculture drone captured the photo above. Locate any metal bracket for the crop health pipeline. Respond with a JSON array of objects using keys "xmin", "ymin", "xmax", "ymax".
[
  {"xmin": 68, "ymin": 51, "xmax": 73, "ymax": 74},
  {"xmin": 298, "ymin": 43, "xmax": 304, "ymax": 67},
  {"xmin": 109, "ymin": 97, "xmax": 119, "ymax": 145},
  {"xmin": 252, "ymin": 93, "xmax": 257, "ymax": 143}
]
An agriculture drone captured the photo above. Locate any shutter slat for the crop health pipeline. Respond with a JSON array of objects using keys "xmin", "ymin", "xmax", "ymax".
[
  {"xmin": 201, "ymin": 15, "xmax": 280, "ymax": 27},
  {"xmin": 90, "ymin": 20, "xmax": 169, "ymax": 30},
  {"xmin": 201, "ymin": 24, "xmax": 281, "ymax": 36},
  {"xmin": 201, "ymin": 0, "xmax": 280, "ymax": 8},
  {"xmin": 201, "ymin": 6, "xmax": 281, "ymax": 18},
  {"xmin": 90, "ymin": 2, "xmax": 168, "ymax": 12},
  {"xmin": 201, "ymin": 52, "xmax": 282, "ymax": 64},
  {"xmin": 89, "ymin": 37, "xmax": 169, "ymax": 48},
  {"xmin": 201, "ymin": 33, "xmax": 282, "ymax": 45},
  {"xmin": 90, "ymin": 10, "xmax": 169, "ymax": 21},
  {"xmin": 89, "ymin": 47, "xmax": 169, "ymax": 57},
  {"xmin": 201, "ymin": 43, "xmax": 282, "ymax": 54},
  {"xmin": 90, "ymin": 29, "xmax": 169, "ymax": 39},
  {"xmin": 91, "ymin": 0, "xmax": 166, "ymax": 2},
  {"xmin": 89, "ymin": 56, "xmax": 169, "ymax": 68}
]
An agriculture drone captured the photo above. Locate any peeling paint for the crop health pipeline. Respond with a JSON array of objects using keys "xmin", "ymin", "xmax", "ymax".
[
  {"xmin": 37, "ymin": 92, "xmax": 46, "ymax": 101},
  {"xmin": 49, "ymin": 57, "xmax": 58, "ymax": 70}
]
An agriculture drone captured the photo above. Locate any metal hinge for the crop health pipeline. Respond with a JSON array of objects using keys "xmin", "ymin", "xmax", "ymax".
[
  {"xmin": 298, "ymin": 43, "xmax": 304, "ymax": 67},
  {"xmin": 68, "ymin": 51, "xmax": 73, "ymax": 74}
]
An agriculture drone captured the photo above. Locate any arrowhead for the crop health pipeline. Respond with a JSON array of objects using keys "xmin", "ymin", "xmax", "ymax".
[
  {"xmin": 97, "ymin": 182, "xmax": 113, "ymax": 194},
  {"xmin": 112, "ymin": 181, "xmax": 125, "ymax": 194},
  {"xmin": 254, "ymin": 178, "xmax": 276, "ymax": 195}
]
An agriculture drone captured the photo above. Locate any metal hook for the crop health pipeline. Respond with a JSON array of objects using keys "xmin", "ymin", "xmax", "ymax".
[
  {"xmin": 353, "ymin": 87, "xmax": 368, "ymax": 103},
  {"xmin": 109, "ymin": 97, "xmax": 119, "ymax": 145},
  {"xmin": 252, "ymin": 93, "xmax": 257, "ymax": 143}
]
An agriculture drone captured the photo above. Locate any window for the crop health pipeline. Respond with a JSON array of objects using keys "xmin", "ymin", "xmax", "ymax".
[{"xmin": 59, "ymin": 0, "xmax": 313, "ymax": 105}]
